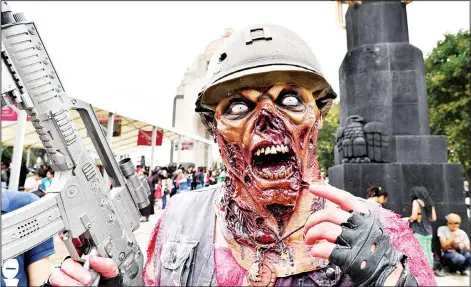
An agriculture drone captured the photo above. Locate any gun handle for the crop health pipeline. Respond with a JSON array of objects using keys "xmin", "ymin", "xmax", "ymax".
[{"xmin": 82, "ymin": 248, "xmax": 101, "ymax": 287}]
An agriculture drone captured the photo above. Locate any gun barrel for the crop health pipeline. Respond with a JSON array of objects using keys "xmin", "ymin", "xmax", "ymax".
[{"xmin": 118, "ymin": 158, "xmax": 150, "ymax": 209}]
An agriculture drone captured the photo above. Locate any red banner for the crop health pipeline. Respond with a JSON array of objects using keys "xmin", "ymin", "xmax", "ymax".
[
  {"xmin": 137, "ymin": 129, "xmax": 163, "ymax": 146},
  {"xmin": 1, "ymin": 104, "xmax": 30, "ymax": 121}
]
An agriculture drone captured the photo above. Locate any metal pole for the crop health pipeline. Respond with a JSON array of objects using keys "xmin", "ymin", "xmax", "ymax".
[
  {"xmin": 150, "ymin": 126, "xmax": 157, "ymax": 170},
  {"xmin": 26, "ymin": 147, "xmax": 31, "ymax": 168},
  {"xmin": 177, "ymin": 135, "xmax": 182, "ymax": 168},
  {"xmin": 8, "ymin": 110, "xmax": 27, "ymax": 191}
]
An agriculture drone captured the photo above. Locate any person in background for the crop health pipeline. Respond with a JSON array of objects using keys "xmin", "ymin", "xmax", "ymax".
[
  {"xmin": 139, "ymin": 170, "xmax": 154, "ymax": 222},
  {"xmin": 210, "ymin": 170, "xmax": 217, "ymax": 185},
  {"xmin": 154, "ymin": 177, "xmax": 162, "ymax": 210},
  {"xmin": 177, "ymin": 170, "xmax": 190, "ymax": 192},
  {"xmin": 170, "ymin": 168, "xmax": 179, "ymax": 197},
  {"xmin": 408, "ymin": 186, "xmax": 437, "ymax": 268},
  {"xmin": 437, "ymin": 213, "xmax": 470, "ymax": 274},
  {"xmin": 195, "ymin": 167, "xmax": 204, "ymax": 190},
  {"xmin": 18, "ymin": 161, "xmax": 28, "ymax": 191},
  {"xmin": 41, "ymin": 169, "xmax": 54, "ymax": 191},
  {"xmin": 161, "ymin": 174, "xmax": 171, "ymax": 209},
  {"xmin": 1, "ymin": 160, "xmax": 10, "ymax": 186},
  {"xmin": 366, "ymin": 185, "xmax": 389, "ymax": 206},
  {"xmin": 1, "ymin": 190, "xmax": 55, "ymax": 286},
  {"xmin": 218, "ymin": 167, "xmax": 226, "ymax": 183},
  {"xmin": 190, "ymin": 167, "xmax": 198, "ymax": 190},
  {"xmin": 32, "ymin": 169, "xmax": 47, "ymax": 198},
  {"xmin": 23, "ymin": 169, "xmax": 39, "ymax": 192}
]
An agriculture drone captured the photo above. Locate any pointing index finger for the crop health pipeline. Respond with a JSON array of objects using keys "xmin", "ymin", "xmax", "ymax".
[{"xmin": 309, "ymin": 184, "xmax": 369, "ymax": 214}]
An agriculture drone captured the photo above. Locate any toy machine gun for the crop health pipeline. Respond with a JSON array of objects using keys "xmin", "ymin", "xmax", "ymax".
[{"xmin": 1, "ymin": 2, "xmax": 150, "ymax": 286}]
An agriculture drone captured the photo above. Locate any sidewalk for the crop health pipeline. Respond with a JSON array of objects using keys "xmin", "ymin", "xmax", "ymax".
[{"xmin": 51, "ymin": 206, "xmax": 469, "ymax": 286}]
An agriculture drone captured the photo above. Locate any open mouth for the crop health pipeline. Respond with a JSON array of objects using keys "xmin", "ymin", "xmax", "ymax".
[{"xmin": 251, "ymin": 143, "xmax": 296, "ymax": 180}]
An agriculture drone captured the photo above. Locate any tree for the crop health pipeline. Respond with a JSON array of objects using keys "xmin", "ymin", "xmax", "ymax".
[
  {"xmin": 424, "ymin": 30, "xmax": 470, "ymax": 182},
  {"xmin": 317, "ymin": 102, "xmax": 340, "ymax": 175}
]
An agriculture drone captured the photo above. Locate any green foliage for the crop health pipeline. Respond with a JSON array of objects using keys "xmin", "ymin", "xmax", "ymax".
[
  {"xmin": 424, "ymin": 30, "xmax": 470, "ymax": 181},
  {"xmin": 317, "ymin": 103, "xmax": 340, "ymax": 175}
]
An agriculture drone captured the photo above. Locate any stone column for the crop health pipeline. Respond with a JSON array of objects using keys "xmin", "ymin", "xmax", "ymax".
[{"xmin": 329, "ymin": 0, "xmax": 468, "ymax": 244}]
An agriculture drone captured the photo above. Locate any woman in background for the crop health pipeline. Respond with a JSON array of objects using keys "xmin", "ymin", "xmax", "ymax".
[
  {"xmin": 409, "ymin": 186, "xmax": 437, "ymax": 268},
  {"xmin": 366, "ymin": 185, "xmax": 389, "ymax": 206}
]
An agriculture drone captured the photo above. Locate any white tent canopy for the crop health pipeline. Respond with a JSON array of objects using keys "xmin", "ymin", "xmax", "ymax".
[{"xmin": 1, "ymin": 107, "xmax": 212, "ymax": 154}]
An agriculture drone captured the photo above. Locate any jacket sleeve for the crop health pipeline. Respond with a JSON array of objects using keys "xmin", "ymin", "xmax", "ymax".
[{"xmin": 365, "ymin": 201, "xmax": 437, "ymax": 286}]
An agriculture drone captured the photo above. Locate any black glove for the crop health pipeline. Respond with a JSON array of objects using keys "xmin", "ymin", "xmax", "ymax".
[
  {"xmin": 329, "ymin": 212, "xmax": 418, "ymax": 287},
  {"xmin": 97, "ymin": 273, "xmax": 123, "ymax": 287}
]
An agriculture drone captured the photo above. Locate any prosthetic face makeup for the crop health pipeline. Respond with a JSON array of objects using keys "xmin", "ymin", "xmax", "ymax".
[{"xmin": 212, "ymin": 84, "xmax": 324, "ymax": 247}]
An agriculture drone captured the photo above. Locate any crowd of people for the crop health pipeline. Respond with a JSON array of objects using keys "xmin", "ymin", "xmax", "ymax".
[
  {"xmin": 1, "ymin": 159, "xmax": 55, "ymax": 199},
  {"xmin": 365, "ymin": 184, "xmax": 470, "ymax": 277},
  {"xmin": 136, "ymin": 164, "xmax": 227, "ymax": 218}
]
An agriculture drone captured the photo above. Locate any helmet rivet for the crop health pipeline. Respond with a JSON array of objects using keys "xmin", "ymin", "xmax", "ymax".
[{"xmin": 218, "ymin": 53, "xmax": 227, "ymax": 62}]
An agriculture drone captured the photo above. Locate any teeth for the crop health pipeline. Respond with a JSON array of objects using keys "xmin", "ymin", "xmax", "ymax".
[{"xmin": 254, "ymin": 145, "xmax": 290, "ymax": 157}]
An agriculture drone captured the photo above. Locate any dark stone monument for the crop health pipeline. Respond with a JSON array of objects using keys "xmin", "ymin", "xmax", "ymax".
[{"xmin": 328, "ymin": 0, "xmax": 469, "ymax": 250}]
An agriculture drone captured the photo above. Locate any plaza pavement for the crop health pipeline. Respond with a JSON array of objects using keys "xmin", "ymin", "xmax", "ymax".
[{"xmin": 51, "ymin": 203, "xmax": 469, "ymax": 286}]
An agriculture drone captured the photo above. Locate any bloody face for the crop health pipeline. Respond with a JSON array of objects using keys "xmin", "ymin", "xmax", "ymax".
[{"xmin": 212, "ymin": 84, "xmax": 324, "ymax": 247}]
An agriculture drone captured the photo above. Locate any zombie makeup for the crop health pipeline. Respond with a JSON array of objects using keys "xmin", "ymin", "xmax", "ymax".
[{"xmin": 213, "ymin": 84, "xmax": 325, "ymax": 248}]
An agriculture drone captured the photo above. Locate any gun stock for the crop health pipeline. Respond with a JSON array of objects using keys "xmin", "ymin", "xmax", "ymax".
[{"xmin": 1, "ymin": 2, "xmax": 150, "ymax": 286}]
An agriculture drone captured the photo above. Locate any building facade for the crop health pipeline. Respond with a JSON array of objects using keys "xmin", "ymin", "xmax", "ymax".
[{"xmin": 171, "ymin": 29, "xmax": 234, "ymax": 168}]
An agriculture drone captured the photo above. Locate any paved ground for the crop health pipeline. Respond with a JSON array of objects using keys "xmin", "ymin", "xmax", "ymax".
[{"xmin": 51, "ymin": 203, "xmax": 469, "ymax": 286}]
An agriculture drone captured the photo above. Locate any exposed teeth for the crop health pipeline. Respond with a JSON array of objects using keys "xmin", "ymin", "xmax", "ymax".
[
  {"xmin": 255, "ymin": 145, "xmax": 290, "ymax": 157},
  {"xmin": 255, "ymin": 166, "xmax": 295, "ymax": 181}
]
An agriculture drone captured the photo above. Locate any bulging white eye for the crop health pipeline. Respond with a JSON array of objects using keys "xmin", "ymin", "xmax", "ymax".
[
  {"xmin": 230, "ymin": 103, "xmax": 249, "ymax": 115},
  {"xmin": 281, "ymin": 96, "xmax": 300, "ymax": 106}
]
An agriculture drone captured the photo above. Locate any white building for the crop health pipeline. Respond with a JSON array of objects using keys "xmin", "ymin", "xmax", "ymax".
[{"xmin": 171, "ymin": 28, "xmax": 234, "ymax": 168}]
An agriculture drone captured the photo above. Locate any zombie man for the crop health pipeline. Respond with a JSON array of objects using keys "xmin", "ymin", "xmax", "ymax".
[{"xmin": 46, "ymin": 25, "xmax": 435, "ymax": 286}]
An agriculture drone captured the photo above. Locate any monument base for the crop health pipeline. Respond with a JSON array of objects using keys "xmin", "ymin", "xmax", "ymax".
[{"xmin": 329, "ymin": 163, "xmax": 468, "ymax": 253}]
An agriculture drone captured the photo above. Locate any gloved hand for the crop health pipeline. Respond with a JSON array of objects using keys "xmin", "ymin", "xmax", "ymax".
[
  {"xmin": 304, "ymin": 184, "xmax": 418, "ymax": 287},
  {"xmin": 42, "ymin": 256, "xmax": 122, "ymax": 287}
]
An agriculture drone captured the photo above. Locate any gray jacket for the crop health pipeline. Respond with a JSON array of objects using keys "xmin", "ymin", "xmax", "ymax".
[{"xmin": 150, "ymin": 184, "xmax": 350, "ymax": 286}]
